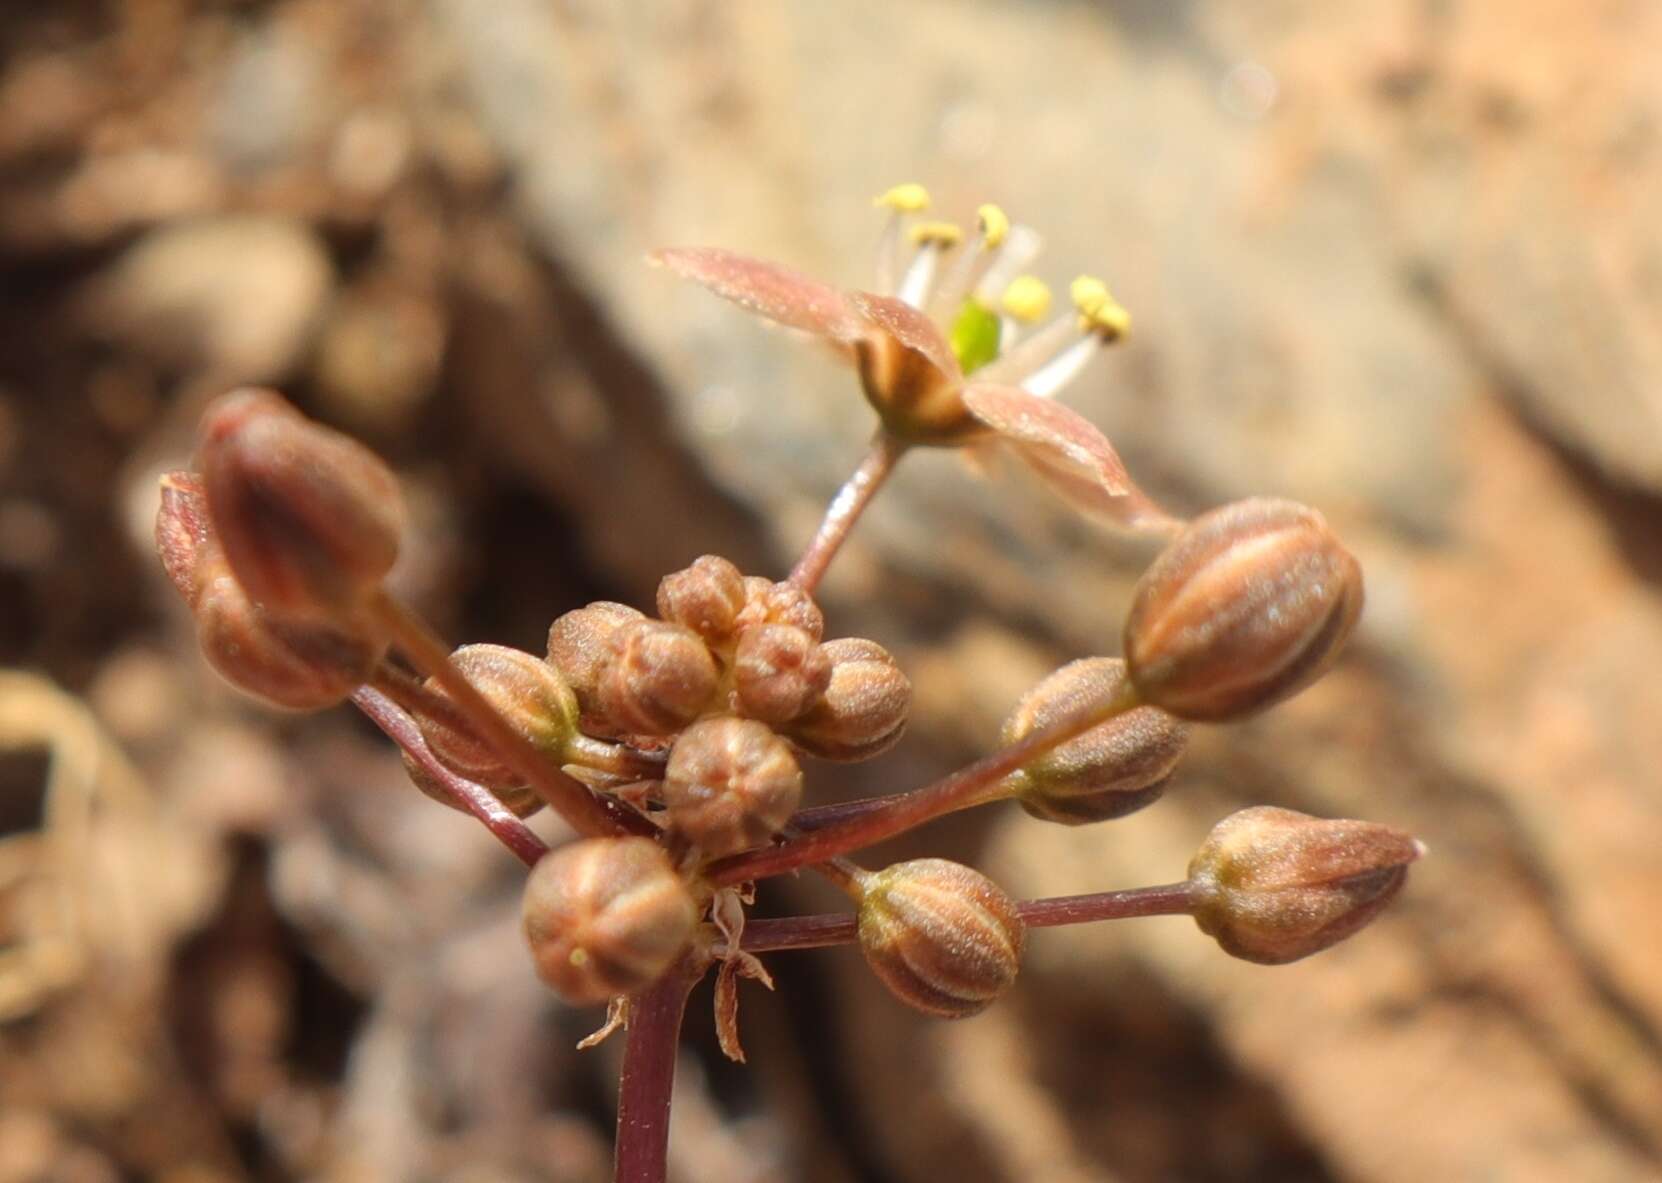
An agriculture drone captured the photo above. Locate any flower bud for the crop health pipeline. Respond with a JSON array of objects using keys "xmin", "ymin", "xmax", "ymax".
[
  {"xmin": 662, "ymin": 717, "xmax": 803, "ymax": 857},
  {"xmin": 416, "ymin": 644, "xmax": 579, "ymax": 793},
  {"xmin": 596, "ymin": 619, "xmax": 719, "ymax": 736},
  {"xmin": 732, "ymin": 623, "xmax": 832, "ymax": 725},
  {"xmin": 858, "ymin": 858, "xmax": 1025, "ymax": 1019},
  {"xmin": 521, "ymin": 837, "xmax": 698, "ymax": 1005},
  {"xmin": 1001, "ymin": 658, "xmax": 1189, "ymax": 825},
  {"xmin": 194, "ymin": 560, "xmax": 383, "ymax": 709},
  {"xmin": 546, "ymin": 601, "xmax": 647, "ymax": 724},
  {"xmin": 401, "ymin": 752, "xmax": 543, "ymax": 819},
  {"xmin": 657, "ymin": 555, "xmax": 747, "ymax": 645},
  {"xmin": 785, "ymin": 638, "xmax": 910, "ymax": 761},
  {"xmin": 196, "ymin": 388, "xmax": 405, "ymax": 622},
  {"xmin": 735, "ymin": 576, "xmax": 824, "ymax": 642},
  {"xmin": 1124, "ymin": 498, "xmax": 1363, "ymax": 721},
  {"xmin": 1188, "ymin": 805, "xmax": 1422, "ymax": 965}
]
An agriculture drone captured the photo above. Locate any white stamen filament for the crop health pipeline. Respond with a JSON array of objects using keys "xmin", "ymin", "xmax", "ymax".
[
  {"xmin": 875, "ymin": 212, "xmax": 907, "ymax": 297},
  {"xmin": 897, "ymin": 243, "xmax": 944, "ymax": 309},
  {"xmin": 1018, "ymin": 332, "xmax": 1103, "ymax": 399},
  {"xmin": 973, "ymin": 313, "xmax": 1077, "ymax": 387},
  {"xmin": 974, "ymin": 225, "xmax": 1042, "ymax": 306}
]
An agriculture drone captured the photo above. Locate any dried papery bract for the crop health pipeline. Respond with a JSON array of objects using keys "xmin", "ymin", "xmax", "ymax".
[
  {"xmin": 1124, "ymin": 498, "xmax": 1364, "ymax": 721},
  {"xmin": 858, "ymin": 858, "xmax": 1025, "ymax": 1018},
  {"xmin": 196, "ymin": 388, "xmax": 405, "ymax": 624},
  {"xmin": 662, "ymin": 717, "xmax": 803, "ymax": 858},
  {"xmin": 732, "ymin": 623, "xmax": 831, "ymax": 725},
  {"xmin": 657, "ymin": 555, "xmax": 747, "ymax": 646},
  {"xmin": 597, "ymin": 619, "xmax": 720, "ymax": 736},
  {"xmin": 785, "ymin": 638, "xmax": 911, "ymax": 761},
  {"xmin": 1003, "ymin": 657, "xmax": 1189, "ymax": 824},
  {"xmin": 1188, "ymin": 806, "xmax": 1422, "ymax": 965},
  {"xmin": 522, "ymin": 837, "xmax": 699, "ymax": 1006},
  {"xmin": 415, "ymin": 643, "xmax": 580, "ymax": 794}
]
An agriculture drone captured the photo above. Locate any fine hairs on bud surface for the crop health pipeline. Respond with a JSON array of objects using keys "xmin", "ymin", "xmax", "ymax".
[
  {"xmin": 785, "ymin": 637, "xmax": 911, "ymax": 761},
  {"xmin": 1188, "ymin": 805, "xmax": 1423, "ymax": 965},
  {"xmin": 521, "ymin": 837, "xmax": 699, "ymax": 1006},
  {"xmin": 1003, "ymin": 657, "xmax": 1189, "ymax": 824},
  {"xmin": 858, "ymin": 858, "xmax": 1026, "ymax": 1018},
  {"xmin": 196, "ymin": 388, "xmax": 405, "ymax": 623},
  {"xmin": 662, "ymin": 716, "xmax": 803, "ymax": 857},
  {"xmin": 416, "ymin": 643, "xmax": 579, "ymax": 793},
  {"xmin": 732, "ymin": 623, "xmax": 832, "ymax": 725},
  {"xmin": 1124, "ymin": 497, "xmax": 1364, "ymax": 721},
  {"xmin": 546, "ymin": 601, "xmax": 647, "ymax": 728}
]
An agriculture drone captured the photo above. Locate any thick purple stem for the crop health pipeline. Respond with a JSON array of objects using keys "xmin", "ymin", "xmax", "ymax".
[
  {"xmin": 352, "ymin": 685, "xmax": 549, "ymax": 867},
  {"xmin": 789, "ymin": 431, "xmax": 907, "ymax": 594},
  {"xmin": 614, "ymin": 957, "xmax": 704, "ymax": 1183}
]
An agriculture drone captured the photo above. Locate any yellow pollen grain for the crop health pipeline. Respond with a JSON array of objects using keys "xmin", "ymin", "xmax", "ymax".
[
  {"xmin": 874, "ymin": 183, "xmax": 931, "ymax": 212},
  {"xmin": 569, "ymin": 947, "xmax": 591, "ymax": 967},
  {"xmin": 909, "ymin": 221, "xmax": 963, "ymax": 247},
  {"xmin": 976, "ymin": 204, "xmax": 1010, "ymax": 248},
  {"xmin": 1070, "ymin": 275, "xmax": 1130, "ymax": 338},
  {"xmin": 1000, "ymin": 275, "xmax": 1052, "ymax": 323}
]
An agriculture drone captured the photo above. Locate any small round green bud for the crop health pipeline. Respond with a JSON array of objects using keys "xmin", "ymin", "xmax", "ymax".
[
  {"xmin": 661, "ymin": 716, "xmax": 803, "ymax": 857},
  {"xmin": 1188, "ymin": 805, "xmax": 1422, "ymax": 965},
  {"xmin": 657, "ymin": 555, "xmax": 747, "ymax": 645},
  {"xmin": 1124, "ymin": 498, "xmax": 1364, "ymax": 721},
  {"xmin": 785, "ymin": 638, "xmax": 910, "ymax": 761},
  {"xmin": 400, "ymin": 752, "xmax": 543, "ymax": 819},
  {"xmin": 196, "ymin": 388, "xmax": 405, "ymax": 623},
  {"xmin": 732, "ymin": 623, "xmax": 832, "ymax": 725},
  {"xmin": 547, "ymin": 601, "xmax": 647, "ymax": 726},
  {"xmin": 596, "ymin": 619, "xmax": 719, "ymax": 736},
  {"xmin": 521, "ymin": 837, "xmax": 699, "ymax": 1005},
  {"xmin": 1002, "ymin": 657, "xmax": 1189, "ymax": 825},
  {"xmin": 735, "ymin": 576, "xmax": 824, "ymax": 642},
  {"xmin": 416, "ymin": 644, "xmax": 579, "ymax": 794},
  {"xmin": 858, "ymin": 858, "xmax": 1025, "ymax": 1019}
]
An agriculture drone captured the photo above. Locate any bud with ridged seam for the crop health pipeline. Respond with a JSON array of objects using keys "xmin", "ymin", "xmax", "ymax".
[
  {"xmin": 857, "ymin": 858, "xmax": 1025, "ymax": 1019},
  {"xmin": 1124, "ymin": 498, "xmax": 1363, "ymax": 722},
  {"xmin": 521, "ymin": 837, "xmax": 699, "ymax": 1005},
  {"xmin": 1188, "ymin": 805, "xmax": 1422, "ymax": 965},
  {"xmin": 662, "ymin": 716, "xmax": 803, "ymax": 857}
]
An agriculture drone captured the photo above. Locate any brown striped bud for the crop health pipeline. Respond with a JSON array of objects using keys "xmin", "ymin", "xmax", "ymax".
[
  {"xmin": 160, "ymin": 468, "xmax": 383, "ymax": 709},
  {"xmin": 662, "ymin": 716, "xmax": 802, "ymax": 856},
  {"xmin": 735, "ymin": 576, "xmax": 824, "ymax": 642},
  {"xmin": 547, "ymin": 601, "xmax": 646, "ymax": 720},
  {"xmin": 196, "ymin": 388, "xmax": 404, "ymax": 623},
  {"xmin": 401, "ymin": 752, "xmax": 543, "ymax": 819},
  {"xmin": 416, "ymin": 644, "xmax": 579, "ymax": 793},
  {"xmin": 194, "ymin": 559, "xmax": 383, "ymax": 709},
  {"xmin": 521, "ymin": 837, "xmax": 698, "ymax": 1005},
  {"xmin": 1001, "ymin": 658, "xmax": 1189, "ymax": 825},
  {"xmin": 1189, "ymin": 806, "xmax": 1422, "ymax": 965},
  {"xmin": 858, "ymin": 859, "xmax": 1025, "ymax": 1019},
  {"xmin": 732, "ymin": 623, "xmax": 832, "ymax": 725},
  {"xmin": 596, "ymin": 619, "xmax": 719, "ymax": 736},
  {"xmin": 1124, "ymin": 498, "xmax": 1364, "ymax": 721},
  {"xmin": 785, "ymin": 638, "xmax": 910, "ymax": 761},
  {"xmin": 657, "ymin": 555, "xmax": 746, "ymax": 645}
]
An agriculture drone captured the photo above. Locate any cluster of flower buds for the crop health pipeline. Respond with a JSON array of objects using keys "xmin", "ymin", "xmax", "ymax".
[{"xmin": 157, "ymin": 186, "xmax": 1422, "ymax": 1129}]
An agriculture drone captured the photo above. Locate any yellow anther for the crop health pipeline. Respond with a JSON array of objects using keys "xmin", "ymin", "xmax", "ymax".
[
  {"xmin": 1000, "ymin": 275, "xmax": 1052, "ymax": 323},
  {"xmin": 976, "ymin": 204, "xmax": 1010, "ymax": 248},
  {"xmin": 1069, "ymin": 275, "xmax": 1129, "ymax": 338},
  {"xmin": 909, "ymin": 221, "xmax": 964, "ymax": 248},
  {"xmin": 874, "ymin": 183, "xmax": 931, "ymax": 213}
]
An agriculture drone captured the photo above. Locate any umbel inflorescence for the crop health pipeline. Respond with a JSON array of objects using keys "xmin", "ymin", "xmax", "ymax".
[{"xmin": 156, "ymin": 186, "xmax": 1420, "ymax": 1183}]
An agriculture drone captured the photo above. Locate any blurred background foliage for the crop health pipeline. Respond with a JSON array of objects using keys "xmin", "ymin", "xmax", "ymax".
[{"xmin": 2, "ymin": 2, "xmax": 1661, "ymax": 1180}]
